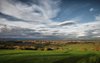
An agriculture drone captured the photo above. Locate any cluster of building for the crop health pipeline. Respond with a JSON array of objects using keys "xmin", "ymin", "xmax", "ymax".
[{"xmin": 0, "ymin": 40, "xmax": 99, "ymax": 50}]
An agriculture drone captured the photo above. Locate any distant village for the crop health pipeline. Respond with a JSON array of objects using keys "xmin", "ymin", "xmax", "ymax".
[{"xmin": 0, "ymin": 40, "xmax": 99, "ymax": 50}]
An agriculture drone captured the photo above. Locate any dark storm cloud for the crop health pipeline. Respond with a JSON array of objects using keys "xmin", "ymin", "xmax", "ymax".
[
  {"xmin": 0, "ymin": 27, "xmax": 41, "ymax": 38},
  {"xmin": 0, "ymin": 12, "xmax": 26, "ymax": 21},
  {"xmin": 85, "ymin": 29, "xmax": 100, "ymax": 38},
  {"xmin": 13, "ymin": 0, "xmax": 39, "ymax": 5},
  {"xmin": 58, "ymin": 22, "xmax": 75, "ymax": 26}
]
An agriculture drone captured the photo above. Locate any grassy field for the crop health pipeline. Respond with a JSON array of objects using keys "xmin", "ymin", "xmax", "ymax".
[{"xmin": 0, "ymin": 43, "xmax": 100, "ymax": 63}]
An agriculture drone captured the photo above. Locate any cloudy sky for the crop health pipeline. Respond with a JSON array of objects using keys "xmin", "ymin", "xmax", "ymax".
[{"xmin": 0, "ymin": 0, "xmax": 100, "ymax": 40}]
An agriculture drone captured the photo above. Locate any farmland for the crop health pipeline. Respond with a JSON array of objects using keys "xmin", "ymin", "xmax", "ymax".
[{"xmin": 0, "ymin": 41, "xmax": 100, "ymax": 63}]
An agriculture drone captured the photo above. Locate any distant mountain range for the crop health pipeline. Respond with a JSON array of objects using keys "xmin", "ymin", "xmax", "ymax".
[{"xmin": 0, "ymin": 37, "xmax": 100, "ymax": 41}]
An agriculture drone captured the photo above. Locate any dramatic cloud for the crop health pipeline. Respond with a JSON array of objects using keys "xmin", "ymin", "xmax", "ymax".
[
  {"xmin": 0, "ymin": 0, "xmax": 60, "ymax": 22},
  {"xmin": 0, "ymin": 0, "xmax": 100, "ymax": 39}
]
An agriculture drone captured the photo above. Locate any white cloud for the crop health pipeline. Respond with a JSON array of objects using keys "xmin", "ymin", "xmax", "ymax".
[
  {"xmin": 0, "ymin": 0, "xmax": 100, "ymax": 39},
  {"xmin": 96, "ymin": 15, "xmax": 100, "ymax": 21},
  {"xmin": 0, "ymin": 15, "xmax": 100, "ymax": 39},
  {"xmin": 89, "ymin": 8, "xmax": 94, "ymax": 12},
  {"xmin": 0, "ymin": 0, "xmax": 60, "ymax": 22}
]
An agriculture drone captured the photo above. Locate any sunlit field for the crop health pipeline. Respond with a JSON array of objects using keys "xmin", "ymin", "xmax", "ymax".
[{"xmin": 0, "ymin": 43, "xmax": 100, "ymax": 63}]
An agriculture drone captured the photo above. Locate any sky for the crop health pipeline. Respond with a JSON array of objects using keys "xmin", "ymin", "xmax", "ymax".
[{"xmin": 0, "ymin": 0, "xmax": 100, "ymax": 40}]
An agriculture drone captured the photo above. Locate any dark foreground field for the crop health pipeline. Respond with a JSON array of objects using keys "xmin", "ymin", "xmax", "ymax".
[
  {"xmin": 0, "ymin": 50, "xmax": 100, "ymax": 63},
  {"xmin": 0, "ymin": 42, "xmax": 100, "ymax": 63}
]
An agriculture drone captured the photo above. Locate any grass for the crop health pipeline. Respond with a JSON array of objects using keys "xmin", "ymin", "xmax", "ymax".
[
  {"xmin": 0, "ymin": 43, "xmax": 100, "ymax": 63},
  {"xmin": 0, "ymin": 50, "xmax": 100, "ymax": 63},
  {"xmin": 0, "ymin": 50, "xmax": 67, "ymax": 63}
]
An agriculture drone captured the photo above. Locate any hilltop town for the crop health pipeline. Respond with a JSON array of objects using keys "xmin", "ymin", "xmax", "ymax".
[{"xmin": 0, "ymin": 40, "xmax": 100, "ymax": 51}]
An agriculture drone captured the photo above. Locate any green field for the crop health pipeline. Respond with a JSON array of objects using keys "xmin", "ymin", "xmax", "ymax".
[
  {"xmin": 0, "ymin": 50, "xmax": 100, "ymax": 63},
  {"xmin": 0, "ymin": 43, "xmax": 100, "ymax": 63}
]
